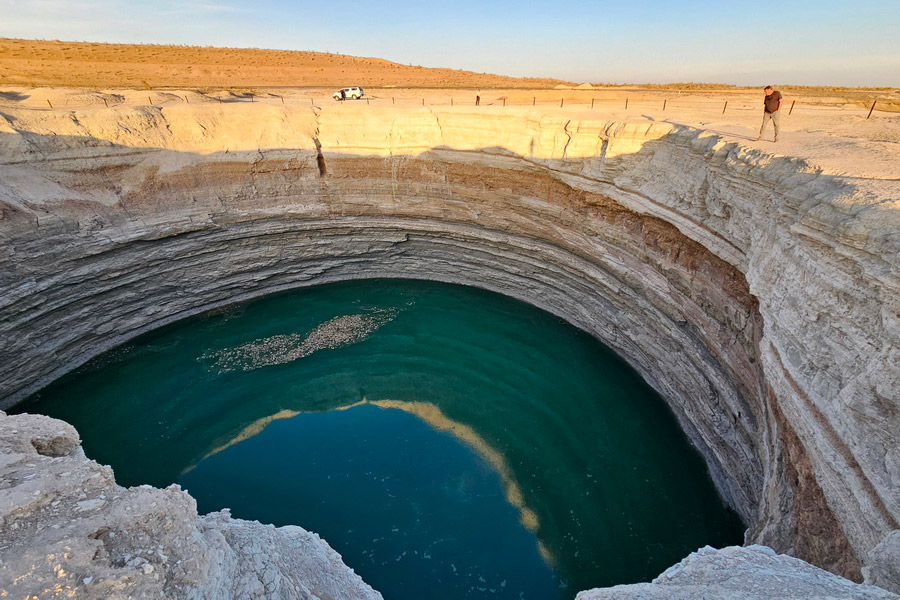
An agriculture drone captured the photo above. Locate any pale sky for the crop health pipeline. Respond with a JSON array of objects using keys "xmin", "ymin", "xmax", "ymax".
[{"xmin": 2, "ymin": 0, "xmax": 899, "ymax": 86}]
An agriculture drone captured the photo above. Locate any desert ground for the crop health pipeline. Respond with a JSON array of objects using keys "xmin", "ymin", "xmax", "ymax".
[
  {"xmin": 0, "ymin": 38, "xmax": 570, "ymax": 89},
  {"xmin": 2, "ymin": 38, "xmax": 898, "ymax": 184},
  {"xmin": 0, "ymin": 39, "xmax": 900, "ymax": 180},
  {"xmin": 2, "ymin": 85, "xmax": 898, "ymax": 183},
  {"xmin": 1, "ymin": 37, "xmax": 898, "ymax": 107}
]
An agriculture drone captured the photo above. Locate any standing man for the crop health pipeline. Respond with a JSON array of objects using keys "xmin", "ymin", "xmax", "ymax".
[{"xmin": 756, "ymin": 85, "xmax": 783, "ymax": 142}]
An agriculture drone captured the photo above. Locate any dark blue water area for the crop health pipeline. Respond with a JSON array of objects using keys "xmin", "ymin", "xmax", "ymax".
[
  {"xmin": 181, "ymin": 404, "xmax": 558, "ymax": 598},
  {"xmin": 18, "ymin": 278, "xmax": 745, "ymax": 599}
]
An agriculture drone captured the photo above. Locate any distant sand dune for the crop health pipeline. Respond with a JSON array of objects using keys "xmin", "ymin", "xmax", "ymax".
[{"xmin": 0, "ymin": 38, "xmax": 570, "ymax": 89}]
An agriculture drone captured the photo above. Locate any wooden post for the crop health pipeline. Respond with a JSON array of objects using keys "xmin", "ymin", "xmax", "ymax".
[
  {"xmin": 366, "ymin": 98, "xmax": 370, "ymax": 105},
  {"xmin": 250, "ymin": 95, "xmax": 254, "ymax": 102},
  {"xmin": 502, "ymin": 98, "xmax": 506, "ymax": 106},
  {"xmin": 789, "ymin": 100, "xmax": 796, "ymax": 115},
  {"xmin": 149, "ymin": 96, "xmax": 153, "ymax": 105},
  {"xmin": 532, "ymin": 97, "xmax": 535, "ymax": 106},
  {"xmin": 422, "ymin": 98, "xmax": 425, "ymax": 106},
  {"xmin": 560, "ymin": 98, "xmax": 564, "ymax": 107},
  {"xmin": 722, "ymin": 101, "xmax": 727, "ymax": 114},
  {"xmin": 103, "ymin": 98, "xmax": 108, "ymax": 107},
  {"xmin": 867, "ymin": 100, "xmax": 877, "ymax": 119},
  {"xmin": 625, "ymin": 98, "xmax": 628, "ymax": 109},
  {"xmin": 663, "ymin": 99, "xmax": 667, "ymax": 111},
  {"xmin": 185, "ymin": 96, "xmax": 189, "ymax": 103},
  {"xmin": 450, "ymin": 97, "xmax": 453, "ymax": 106},
  {"xmin": 310, "ymin": 98, "xmax": 314, "ymax": 106},
  {"xmin": 591, "ymin": 98, "xmax": 595, "ymax": 109},
  {"xmin": 280, "ymin": 96, "xmax": 284, "ymax": 104},
  {"xmin": 392, "ymin": 97, "xmax": 395, "ymax": 105},
  {"xmin": 47, "ymin": 99, "xmax": 53, "ymax": 109}
]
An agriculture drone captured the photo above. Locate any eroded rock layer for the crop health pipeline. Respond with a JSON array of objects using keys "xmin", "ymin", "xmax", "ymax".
[{"xmin": 0, "ymin": 103, "xmax": 898, "ymax": 593}]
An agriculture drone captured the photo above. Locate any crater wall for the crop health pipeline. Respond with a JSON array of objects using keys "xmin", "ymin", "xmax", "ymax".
[{"xmin": 0, "ymin": 103, "xmax": 897, "ymax": 592}]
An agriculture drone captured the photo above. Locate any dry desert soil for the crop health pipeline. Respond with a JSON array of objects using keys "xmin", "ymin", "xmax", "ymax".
[
  {"xmin": 1, "ymin": 38, "xmax": 898, "ymax": 109},
  {"xmin": 1, "ymin": 38, "xmax": 898, "ymax": 180}
]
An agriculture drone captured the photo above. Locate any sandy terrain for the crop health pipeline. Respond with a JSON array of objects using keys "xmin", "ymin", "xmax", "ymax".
[
  {"xmin": 2, "ymin": 38, "xmax": 898, "ymax": 111},
  {"xmin": 2, "ymin": 85, "xmax": 897, "ymax": 181},
  {"xmin": 0, "ymin": 38, "xmax": 568, "ymax": 89}
]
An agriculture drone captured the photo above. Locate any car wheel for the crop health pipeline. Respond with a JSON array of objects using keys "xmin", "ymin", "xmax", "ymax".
[{"xmin": 351, "ymin": 94, "xmax": 359, "ymax": 100}]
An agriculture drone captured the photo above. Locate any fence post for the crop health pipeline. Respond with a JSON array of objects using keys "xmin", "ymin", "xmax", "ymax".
[
  {"xmin": 625, "ymin": 98, "xmax": 628, "ymax": 109},
  {"xmin": 184, "ymin": 96, "xmax": 189, "ymax": 104},
  {"xmin": 451, "ymin": 97, "xmax": 453, "ymax": 106},
  {"xmin": 502, "ymin": 98, "xmax": 506, "ymax": 107},
  {"xmin": 280, "ymin": 96, "xmax": 284, "ymax": 104},
  {"xmin": 148, "ymin": 96, "xmax": 153, "ymax": 106},
  {"xmin": 532, "ymin": 97, "xmax": 535, "ymax": 106},
  {"xmin": 47, "ymin": 99, "xmax": 53, "ymax": 109},
  {"xmin": 392, "ymin": 97, "xmax": 395, "ymax": 105},
  {"xmin": 422, "ymin": 98, "xmax": 425, "ymax": 106},
  {"xmin": 591, "ymin": 98, "xmax": 595, "ymax": 109},
  {"xmin": 250, "ymin": 95, "xmax": 254, "ymax": 102},
  {"xmin": 560, "ymin": 98, "xmax": 564, "ymax": 107},
  {"xmin": 663, "ymin": 99, "xmax": 667, "ymax": 111},
  {"xmin": 366, "ymin": 98, "xmax": 370, "ymax": 105},
  {"xmin": 789, "ymin": 100, "xmax": 795, "ymax": 115},
  {"xmin": 103, "ymin": 98, "xmax": 109, "ymax": 107},
  {"xmin": 722, "ymin": 101, "xmax": 727, "ymax": 114},
  {"xmin": 867, "ymin": 100, "xmax": 877, "ymax": 119}
]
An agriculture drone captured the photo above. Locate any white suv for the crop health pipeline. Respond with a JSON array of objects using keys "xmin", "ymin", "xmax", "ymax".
[{"xmin": 333, "ymin": 87, "xmax": 364, "ymax": 101}]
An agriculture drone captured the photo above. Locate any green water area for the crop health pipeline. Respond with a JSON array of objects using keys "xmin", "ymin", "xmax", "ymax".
[{"xmin": 18, "ymin": 279, "xmax": 744, "ymax": 599}]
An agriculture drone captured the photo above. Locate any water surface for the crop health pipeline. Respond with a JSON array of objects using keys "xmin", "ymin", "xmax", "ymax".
[{"xmin": 19, "ymin": 279, "xmax": 743, "ymax": 598}]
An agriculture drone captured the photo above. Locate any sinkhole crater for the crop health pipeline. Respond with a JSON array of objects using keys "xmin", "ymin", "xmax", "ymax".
[{"xmin": 16, "ymin": 279, "xmax": 744, "ymax": 600}]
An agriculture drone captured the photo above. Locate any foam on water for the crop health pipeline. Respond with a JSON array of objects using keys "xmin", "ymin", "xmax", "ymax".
[{"xmin": 201, "ymin": 308, "xmax": 397, "ymax": 373}]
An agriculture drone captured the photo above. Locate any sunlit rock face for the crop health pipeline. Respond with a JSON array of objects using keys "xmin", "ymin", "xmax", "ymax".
[{"xmin": 0, "ymin": 103, "xmax": 897, "ymax": 593}]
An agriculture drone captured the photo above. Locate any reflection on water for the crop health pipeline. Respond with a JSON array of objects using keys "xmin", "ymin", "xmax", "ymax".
[
  {"xmin": 18, "ymin": 278, "xmax": 744, "ymax": 599},
  {"xmin": 191, "ymin": 398, "xmax": 551, "ymax": 564},
  {"xmin": 182, "ymin": 402, "xmax": 560, "ymax": 597},
  {"xmin": 369, "ymin": 400, "xmax": 543, "ymax": 540}
]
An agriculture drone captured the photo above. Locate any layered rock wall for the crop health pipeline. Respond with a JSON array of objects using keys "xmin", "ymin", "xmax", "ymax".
[{"xmin": 0, "ymin": 103, "xmax": 897, "ymax": 591}]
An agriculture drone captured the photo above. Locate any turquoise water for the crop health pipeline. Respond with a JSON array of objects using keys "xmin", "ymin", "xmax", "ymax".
[{"xmin": 17, "ymin": 279, "xmax": 744, "ymax": 598}]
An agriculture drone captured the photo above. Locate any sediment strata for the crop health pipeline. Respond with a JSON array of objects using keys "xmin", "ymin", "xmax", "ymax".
[{"xmin": 0, "ymin": 102, "xmax": 897, "ymax": 594}]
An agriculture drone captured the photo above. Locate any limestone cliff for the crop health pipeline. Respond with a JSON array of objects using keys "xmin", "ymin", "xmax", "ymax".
[{"xmin": 0, "ymin": 102, "xmax": 897, "ymax": 594}]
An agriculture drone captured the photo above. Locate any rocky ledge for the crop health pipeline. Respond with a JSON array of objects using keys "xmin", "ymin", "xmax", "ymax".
[
  {"xmin": 0, "ymin": 411, "xmax": 382, "ymax": 599},
  {"xmin": 578, "ymin": 545, "xmax": 897, "ymax": 600},
  {"xmin": 0, "ymin": 101, "xmax": 897, "ymax": 596}
]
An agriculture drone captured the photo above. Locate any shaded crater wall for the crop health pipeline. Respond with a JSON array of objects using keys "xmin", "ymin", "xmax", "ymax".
[{"xmin": 0, "ymin": 104, "xmax": 897, "ymax": 586}]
